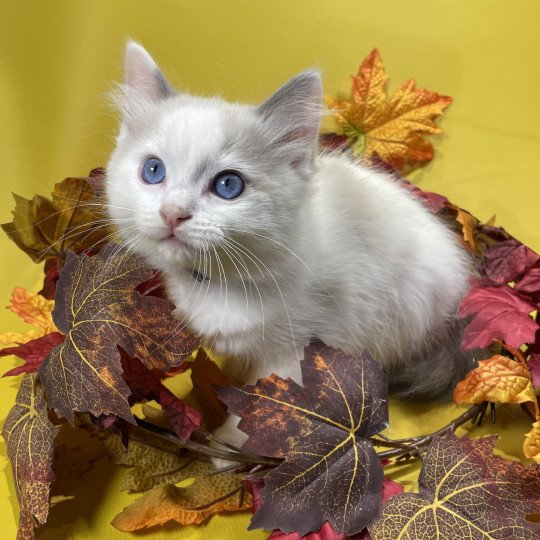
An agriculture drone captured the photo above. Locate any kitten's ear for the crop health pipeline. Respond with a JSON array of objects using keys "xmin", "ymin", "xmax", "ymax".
[
  {"xmin": 124, "ymin": 41, "xmax": 175, "ymax": 101},
  {"xmin": 257, "ymin": 70, "xmax": 322, "ymax": 174}
]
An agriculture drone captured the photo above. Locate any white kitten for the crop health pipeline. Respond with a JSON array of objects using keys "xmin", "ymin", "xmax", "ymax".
[{"xmin": 106, "ymin": 43, "xmax": 474, "ymax": 451}]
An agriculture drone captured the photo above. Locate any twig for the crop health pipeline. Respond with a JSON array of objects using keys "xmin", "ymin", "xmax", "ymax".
[
  {"xmin": 374, "ymin": 402, "xmax": 488, "ymax": 460},
  {"xmin": 133, "ymin": 403, "xmax": 489, "ymax": 466},
  {"xmin": 134, "ymin": 418, "xmax": 282, "ymax": 466}
]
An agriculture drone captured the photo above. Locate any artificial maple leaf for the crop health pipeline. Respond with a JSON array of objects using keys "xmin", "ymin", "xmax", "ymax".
[
  {"xmin": 453, "ymin": 353, "xmax": 539, "ymax": 416},
  {"xmin": 39, "ymin": 245, "xmax": 200, "ymax": 424},
  {"xmin": 0, "ymin": 287, "xmax": 59, "ymax": 346},
  {"xmin": 484, "ymin": 239, "xmax": 540, "ymax": 285},
  {"xmin": 524, "ymin": 420, "xmax": 540, "ymax": 464},
  {"xmin": 83, "ymin": 418, "xmax": 251, "ymax": 529},
  {"xmin": 529, "ymin": 355, "xmax": 540, "ymax": 388},
  {"xmin": 325, "ymin": 49, "xmax": 452, "ymax": 173},
  {"xmin": 515, "ymin": 264, "xmax": 540, "ymax": 300},
  {"xmin": 2, "ymin": 374, "xmax": 59, "ymax": 540},
  {"xmin": 111, "ymin": 470, "xmax": 251, "ymax": 530},
  {"xmin": 246, "ymin": 470, "xmax": 403, "ymax": 540},
  {"xmin": 453, "ymin": 206, "xmax": 481, "ymax": 255},
  {"xmin": 120, "ymin": 349, "xmax": 201, "ymax": 441},
  {"xmin": 1, "ymin": 332, "xmax": 65, "ymax": 377},
  {"xmin": 2, "ymin": 175, "xmax": 112, "ymax": 262},
  {"xmin": 190, "ymin": 348, "xmax": 229, "ymax": 430},
  {"xmin": 38, "ymin": 257, "xmax": 60, "ymax": 300},
  {"xmin": 218, "ymin": 341, "xmax": 389, "ymax": 536},
  {"xmin": 458, "ymin": 284, "xmax": 539, "ymax": 349},
  {"xmin": 369, "ymin": 434, "xmax": 540, "ymax": 539}
]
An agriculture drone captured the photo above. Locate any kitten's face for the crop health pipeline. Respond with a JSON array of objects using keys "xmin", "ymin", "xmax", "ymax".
[{"xmin": 106, "ymin": 43, "xmax": 322, "ymax": 276}]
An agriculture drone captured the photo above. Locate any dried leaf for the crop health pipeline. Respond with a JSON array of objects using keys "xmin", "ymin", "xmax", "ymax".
[
  {"xmin": 0, "ymin": 287, "xmax": 58, "ymax": 346},
  {"xmin": 458, "ymin": 284, "xmax": 539, "ymax": 349},
  {"xmin": 453, "ymin": 354, "xmax": 539, "ymax": 416},
  {"xmin": 524, "ymin": 421, "xmax": 540, "ymax": 464},
  {"xmin": 39, "ymin": 245, "xmax": 200, "ymax": 424},
  {"xmin": 454, "ymin": 207, "xmax": 481, "ymax": 255},
  {"xmin": 218, "ymin": 341, "xmax": 388, "ymax": 536},
  {"xmin": 2, "ymin": 176, "xmax": 112, "ymax": 262},
  {"xmin": 2, "ymin": 374, "xmax": 59, "ymax": 539},
  {"xmin": 484, "ymin": 239, "xmax": 540, "ymax": 285},
  {"xmin": 325, "ymin": 49, "xmax": 452, "ymax": 173},
  {"xmin": 112, "ymin": 470, "xmax": 251, "ymax": 530},
  {"xmin": 120, "ymin": 349, "xmax": 200, "ymax": 441},
  {"xmin": 190, "ymin": 349, "xmax": 229, "ymax": 430},
  {"xmin": 369, "ymin": 434, "xmax": 540, "ymax": 539},
  {"xmin": 1, "ymin": 332, "xmax": 65, "ymax": 377}
]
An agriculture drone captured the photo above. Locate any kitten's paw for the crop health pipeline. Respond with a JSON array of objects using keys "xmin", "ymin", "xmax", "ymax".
[{"xmin": 210, "ymin": 415, "xmax": 248, "ymax": 470}]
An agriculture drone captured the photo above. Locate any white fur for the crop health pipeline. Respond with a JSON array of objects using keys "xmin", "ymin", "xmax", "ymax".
[{"xmin": 106, "ymin": 43, "xmax": 472, "ymax": 455}]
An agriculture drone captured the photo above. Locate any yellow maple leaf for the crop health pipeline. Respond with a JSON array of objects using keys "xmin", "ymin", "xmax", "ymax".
[
  {"xmin": 0, "ymin": 287, "xmax": 58, "ymax": 346},
  {"xmin": 452, "ymin": 205, "xmax": 482, "ymax": 255},
  {"xmin": 453, "ymin": 353, "xmax": 539, "ymax": 417},
  {"xmin": 523, "ymin": 420, "xmax": 540, "ymax": 464},
  {"xmin": 325, "ymin": 49, "xmax": 452, "ymax": 173}
]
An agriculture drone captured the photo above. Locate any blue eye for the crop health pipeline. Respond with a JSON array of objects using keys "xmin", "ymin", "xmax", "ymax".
[
  {"xmin": 213, "ymin": 171, "xmax": 245, "ymax": 199},
  {"xmin": 141, "ymin": 157, "xmax": 166, "ymax": 184}
]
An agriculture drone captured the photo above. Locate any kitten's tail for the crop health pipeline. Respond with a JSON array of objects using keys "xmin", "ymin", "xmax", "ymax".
[{"xmin": 387, "ymin": 319, "xmax": 480, "ymax": 400}]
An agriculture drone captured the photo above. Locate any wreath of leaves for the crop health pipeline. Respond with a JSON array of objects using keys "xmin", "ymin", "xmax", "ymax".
[{"xmin": 1, "ymin": 50, "xmax": 539, "ymax": 540}]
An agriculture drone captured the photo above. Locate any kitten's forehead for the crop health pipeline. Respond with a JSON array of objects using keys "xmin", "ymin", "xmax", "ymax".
[{"xmin": 154, "ymin": 97, "xmax": 256, "ymax": 170}]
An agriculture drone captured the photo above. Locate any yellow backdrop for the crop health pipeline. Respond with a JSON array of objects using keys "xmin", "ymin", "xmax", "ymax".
[{"xmin": 1, "ymin": 1, "xmax": 539, "ymax": 539}]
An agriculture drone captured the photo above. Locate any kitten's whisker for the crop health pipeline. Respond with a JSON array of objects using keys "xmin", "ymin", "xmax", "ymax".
[
  {"xmin": 222, "ymin": 238, "xmax": 266, "ymax": 342},
  {"xmin": 220, "ymin": 242, "xmax": 251, "ymax": 346},
  {"xmin": 224, "ymin": 238, "xmax": 299, "ymax": 363}
]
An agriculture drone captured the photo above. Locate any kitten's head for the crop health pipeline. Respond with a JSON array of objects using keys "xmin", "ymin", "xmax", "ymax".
[{"xmin": 106, "ymin": 42, "xmax": 322, "ymax": 276}]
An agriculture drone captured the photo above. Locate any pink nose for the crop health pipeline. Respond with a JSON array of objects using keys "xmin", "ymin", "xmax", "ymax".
[{"xmin": 160, "ymin": 208, "xmax": 192, "ymax": 232}]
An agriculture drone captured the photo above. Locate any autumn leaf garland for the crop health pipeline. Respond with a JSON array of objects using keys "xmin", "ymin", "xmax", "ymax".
[{"xmin": 1, "ymin": 48, "xmax": 540, "ymax": 540}]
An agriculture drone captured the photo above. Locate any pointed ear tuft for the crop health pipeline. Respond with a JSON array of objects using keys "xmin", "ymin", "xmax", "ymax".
[
  {"xmin": 124, "ymin": 41, "xmax": 175, "ymax": 102},
  {"xmin": 257, "ymin": 70, "xmax": 323, "ymax": 174}
]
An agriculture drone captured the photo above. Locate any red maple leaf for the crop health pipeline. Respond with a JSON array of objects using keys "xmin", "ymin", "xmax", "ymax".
[
  {"xmin": 458, "ymin": 284, "xmax": 539, "ymax": 349},
  {"xmin": 1, "ymin": 332, "xmax": 64, "ymax": 377}
]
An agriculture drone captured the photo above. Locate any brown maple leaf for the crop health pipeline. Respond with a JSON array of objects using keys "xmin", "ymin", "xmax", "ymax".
[
  {"xmin": 39, "ymin": 245, "xmax": 200, "ymax": 424},
  {"xmin": 369, "ymin": 434, "xmax": 540, "ymax": 539},
  {"xmin": 2, "ymin": 374, "xmax": 59, "ymax": 540},
  {"xmin": 325, "ymin": 49, "xmax": 452, "ymax": 173},
  {"xmin": 217, "ymin": 341, "xmax": 389, "ymax": 536},
  {"xmin": 2, "ymin": 175, "xmax": 112, "ymax": 262}
]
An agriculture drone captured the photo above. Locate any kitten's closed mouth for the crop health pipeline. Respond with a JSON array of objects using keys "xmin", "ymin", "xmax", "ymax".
[{"xmin": 162, "ymin": 234, "xmax": 190, "ymax": 250}]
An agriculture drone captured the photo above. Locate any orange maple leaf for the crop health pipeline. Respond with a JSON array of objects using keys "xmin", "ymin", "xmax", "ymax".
[
  {"xmin": 325, "ymin": 49, "xmax": 452, "ymax": 173},
  {"xmin": 453, "ymin": 352, "xmax": 539, "ymax": 416},
  {"xmin": 0, "ymin": 287, "xmax": 59, "ymax": 346}
]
